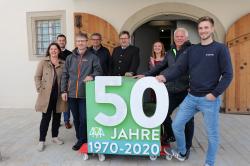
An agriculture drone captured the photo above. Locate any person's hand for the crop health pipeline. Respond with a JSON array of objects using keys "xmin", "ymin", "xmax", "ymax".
[
  {"xmin": 133, "ymin": 75, "xmax": 145, "ymax": 79},
  {"xmin": 206, "ymin": 93, "xmax": 216, "ymax": 101},
  {"xmin": 61, "ymin": 93, "xmax": 68, "ymax": 101},
  {"xmin": 155, "ymin": 75, "xmax": 166, "ymax": 83},
  {"xmin": 125, "ymin": 72, "xmax": 133, "ymax": 77},
  {"xmin": 84, "ymin": 76, "xmax": 93, "ymax": 82},
  {"xmin": 150, "ymin": 57, "xmax": 155, "ymax": 67}
]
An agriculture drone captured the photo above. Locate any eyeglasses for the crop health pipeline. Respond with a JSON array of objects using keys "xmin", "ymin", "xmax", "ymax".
[
  {"xmin": 91, "ymin": 38, "xmax": 101, "ymax": 41},
  {"xmin": 119, "ymin": 38, "xmax": 129, "ymax": 40},
  {"xmin": 76, "ymin": 39, "xmax": 88, "ymax": 42}
]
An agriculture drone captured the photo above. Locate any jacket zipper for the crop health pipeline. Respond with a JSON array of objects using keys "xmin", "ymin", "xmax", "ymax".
[{"xmin": 76, "ymin": 55, "xmax": 83, "ymax": 98}]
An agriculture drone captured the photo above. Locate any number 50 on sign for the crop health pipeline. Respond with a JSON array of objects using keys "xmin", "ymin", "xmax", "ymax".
[{"xmin": 86, "ymin": 76, "xmax": 169, "ymax": 156}]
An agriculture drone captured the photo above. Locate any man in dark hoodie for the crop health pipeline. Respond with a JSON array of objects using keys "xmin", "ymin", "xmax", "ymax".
[
  {"xmin": 135, "ymin": 28, "xmax": 194, "ymax": 158},
  {"xmin": 156, "ymin": 16, "xmax": 233, "ymax": 166}
]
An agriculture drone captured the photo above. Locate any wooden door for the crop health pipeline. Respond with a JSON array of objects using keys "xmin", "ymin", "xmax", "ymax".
[
  {"xmin": 74, "ymin": 13, "xmax": 118, "ymax": 53},
  {"xmin": 225, "ymin": 13, "xmax": 250, "ymax": 114}
]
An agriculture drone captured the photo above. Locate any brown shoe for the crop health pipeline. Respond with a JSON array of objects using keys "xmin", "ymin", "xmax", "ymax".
[{"xmin": 65, "ymin": 122, "xmax": 72, "ymax": 129}]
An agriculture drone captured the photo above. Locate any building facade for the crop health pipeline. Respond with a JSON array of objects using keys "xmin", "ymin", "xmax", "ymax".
[{"xmin": 0, "ymin": 0, "xmax": 249, "ymax": 113}]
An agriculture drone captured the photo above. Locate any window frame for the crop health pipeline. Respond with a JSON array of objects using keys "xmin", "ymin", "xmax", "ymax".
[{"xmin": 26, "ymin": 10, "xmax": 66, "ymax": 60}]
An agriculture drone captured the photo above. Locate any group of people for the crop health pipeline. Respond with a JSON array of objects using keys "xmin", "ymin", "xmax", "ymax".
[
  {"xmin": 34, "ymin": 30, "xmax": 139, "ymax": 151},
  {"xmin": 34, "ymin": 16, "xmax": 233, "ymax": 166}
]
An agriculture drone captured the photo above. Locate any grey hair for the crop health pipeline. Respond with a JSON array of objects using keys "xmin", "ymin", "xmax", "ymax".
[{"xmin": 174, "ymin": 28, "xmax": 189, "ymax": 38}]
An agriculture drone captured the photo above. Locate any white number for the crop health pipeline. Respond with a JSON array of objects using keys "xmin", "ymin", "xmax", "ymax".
[
  {"xmin": 90, "ymin": 142, "xmax": 160, "ymax": 156},
  {"xmin": 142, "ymin": 144, "xmax": 150, "ymax": 155},
  {"xmin": 151, "ymin": 144, "xmax": 160, "ymax": 155},
  {"xmin": 94, "ymin": 142, "xmax": 101, "ymax": 152},
  {"xmin": 89, "ymin": 142, "xmax": 93, "ymax": 152},
  {"xmin": 133, "ymin": 144, "xmax": 141, "ymax": 154},
  {"xmin": 95, "ymin": 76, "xmax": 127, "ymax": 126},
  {"xmin": 94, "ymin": 76, "xmax": 169, "ymax": 128},
  {"xmin": 110, "ymin": 143, "xmax": 119, "ymax": 153},
  {"xmin": 125, "ymin": 143, "xmax": 132, "ymax": 154},
  {"xmin": 130, "ymin": 77, "xmax": 169, "ymax": 128},
  {"xmin": 102, "ymin": 142, "xmax": 109, "ymax": 153}
]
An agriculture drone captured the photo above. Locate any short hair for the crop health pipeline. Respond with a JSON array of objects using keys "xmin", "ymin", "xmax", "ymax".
[
  {"xmin": 76, "ymin": 32, "xmax": 88, "ymax": 40},
  {"xmin": 197, "ymin": 16, "xmax": 214, "ymax": 26},
  {"xmin": 174, "ymin": 28, "xmax": 189, "ymax": 38},
  {"xmin": 91, "ymin": 33, "xmax": 102, "ymax": 40},
  {"xmin": 57, "ymin": 34, "xmax": 66, "ymax": 40},
  {"xmin": 119, "ymin": 30, "xmax": 130, "ymax": 38},
  {"xmin": 46, "ymin": 42, "xmax": 61, "ymax": 57}
]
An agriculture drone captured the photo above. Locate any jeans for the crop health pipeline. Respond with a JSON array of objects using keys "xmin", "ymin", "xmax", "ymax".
[
  {"xmin": 63, "ymin": 107, "xmax": 71, "ymax": 123},
  {"xmin": 162, "ymin": 90, "xmax": 194, "ymax": 150},
  {"xmin": 68, "ymin": 97, "xmax": 87, "ymax": 143},
  {"xmin": 172, "ymin": 93, "xmax": 221, "ymax": 166}
]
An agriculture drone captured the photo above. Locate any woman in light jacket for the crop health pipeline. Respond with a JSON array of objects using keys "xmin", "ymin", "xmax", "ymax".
[{"xmin": 34, "ymin": 42, "xmax": 67, "ymax": 152}]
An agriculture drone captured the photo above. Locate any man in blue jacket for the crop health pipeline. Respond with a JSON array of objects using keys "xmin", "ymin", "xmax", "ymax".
[{"xmin": 156, "ymin": 16, "xmax": 233, "ymax": 166}]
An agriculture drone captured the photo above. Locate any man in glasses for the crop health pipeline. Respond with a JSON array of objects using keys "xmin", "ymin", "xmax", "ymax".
[
  {"xmin": 110, "ymin": 30, "xmax": 140, "ymax": 76},
  {"xmin": 89, "ymin": 33, "xmax": 111, "ymax": 76}
]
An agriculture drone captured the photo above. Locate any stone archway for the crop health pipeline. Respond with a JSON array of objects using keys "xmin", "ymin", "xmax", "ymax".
[{"xmin": 121, "ymin": 2, "xmax": 225, "ymax": 42}]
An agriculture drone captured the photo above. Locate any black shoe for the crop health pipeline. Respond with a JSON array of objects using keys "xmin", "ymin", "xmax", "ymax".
[
  {"xmin": 185, "ymin": 149, "xmax": 191, "ymax": 160},
  {"xmin": 72, "ymin": 141, "xmax": 83, "ymax": 151},
  {"xmin": 166, "ymin": 136, "xmax": 176, "ymax": 143}
]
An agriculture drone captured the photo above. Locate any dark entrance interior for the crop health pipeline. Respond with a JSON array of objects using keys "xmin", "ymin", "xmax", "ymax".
[{"xmin": 132, "ymin": 15, "xmax": 199, "ymax": 74}]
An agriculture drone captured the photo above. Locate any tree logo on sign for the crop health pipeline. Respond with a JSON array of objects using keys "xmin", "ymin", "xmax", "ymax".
[{"xmin": 89, "ymin": 127, "xmax": 105, "ymax": 138}]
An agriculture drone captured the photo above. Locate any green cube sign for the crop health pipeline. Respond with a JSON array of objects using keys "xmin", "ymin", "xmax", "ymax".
[{"xmin": 86, "ymin": 76, "xmax": 169, "ymax": 156}]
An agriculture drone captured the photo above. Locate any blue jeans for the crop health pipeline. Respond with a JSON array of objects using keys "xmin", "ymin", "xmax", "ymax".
[
  {"xmin": 162, "ymin": 90, "xmax": 194, "ymax": 150},
  {"xmin": 172, "ymin": 93, "xmax": 221, "ymax": 166},
  {"xmin": 68, "ymin": 98, "xmax": 87, "ymax": 143},
  {"xmin": 63, "ymin": 107, "xmax": 71, "ymax": 123}
]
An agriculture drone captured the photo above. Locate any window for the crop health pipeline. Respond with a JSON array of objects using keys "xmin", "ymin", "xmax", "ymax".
[
  {"xmin": 27, "ymin": 11, "xmax": 66, "ymax": 60},
  {"xmin": 36, "ymin": 20, "xmax": 61, "ymax": 55}
]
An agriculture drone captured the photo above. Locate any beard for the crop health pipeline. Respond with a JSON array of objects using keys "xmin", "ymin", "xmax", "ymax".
[{"xmin": 200, "ymin": 33, "xmax": 213, "ymax": 41}]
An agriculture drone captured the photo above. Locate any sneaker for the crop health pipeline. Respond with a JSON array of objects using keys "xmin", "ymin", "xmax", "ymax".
[
  {"xmin": 72, "ymin": 141, "xmax": 83, "ymax": 151},
  {"xmin": 37, "ymin": 141, "xmax": 45, "ymax": 152},
  {"xmin": 51, "ymin": 137, "xmax": 64, "ymax": 145},
  {"xmin": 171, "ymin": 149, "xmax": 187, "ymax": 161},
  {"xmin": 98, "ymin": 154, "xmax": 105, "ymax": 161},
  {"xmin": 65, "ymin": 122, "xmax": 72, "ymax": 129}
]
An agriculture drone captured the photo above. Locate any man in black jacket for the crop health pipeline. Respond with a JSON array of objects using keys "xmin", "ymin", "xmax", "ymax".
[
  {"xmin": 110, "ymin": 31, "xmax": 140, "ymax": 76},
  {"xmin": 89, "ymin": 33, "xmax": 111, "ymax": 76},
  {"xmin": 135, "ymin": 28, "xmax": 194, "ymax": 158},
  {"xmin": 57, "ymin": 34, "xmax": 72, "ymax": 61},
  {"xmin": 57, "ymin": 34, "xmax": 72, "ymax": 129}
]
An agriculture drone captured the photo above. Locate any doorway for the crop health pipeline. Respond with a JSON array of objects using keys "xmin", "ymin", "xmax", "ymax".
[{"xmin": 133, "ymin": 15, "xmax": 199, "ymax": 74}]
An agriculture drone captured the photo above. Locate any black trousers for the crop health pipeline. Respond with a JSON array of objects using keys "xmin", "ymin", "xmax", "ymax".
[
  {"xmin": 162, "ymin": 90, "xmax": 194, "ymax": 150},
  {"xmin": 39, "ymin": 91, "xmax": 61, "ymax": 142},
  {"xmin": 68, "ymin": 98, "xmax": 87, "ymax": 143}
]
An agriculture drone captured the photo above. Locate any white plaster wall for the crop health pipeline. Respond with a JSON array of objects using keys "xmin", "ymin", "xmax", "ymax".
[
  {"xmin": 0, "ymin": 0, "xmax": 249, "ymax": 108},
  {"xmin": 0, "ymin": 0, "xmax": 75, "ymax": 108}
]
